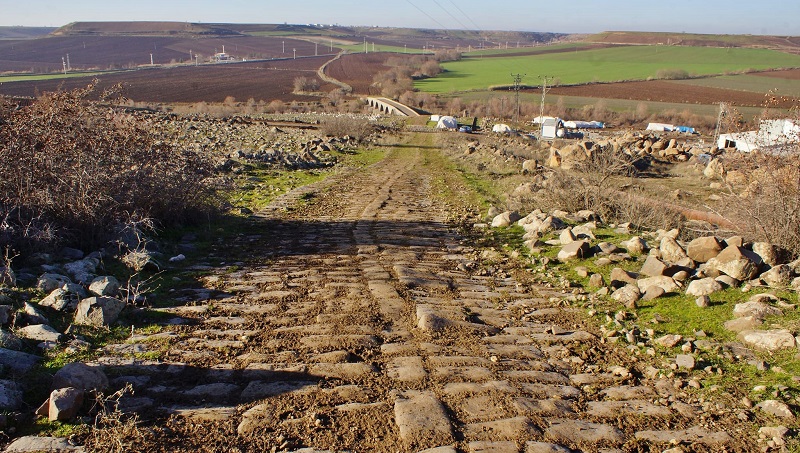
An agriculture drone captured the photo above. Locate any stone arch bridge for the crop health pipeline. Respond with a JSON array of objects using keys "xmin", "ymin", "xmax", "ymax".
[{"xmin": 366, "ymin": 97, "xmax": 421, "ymax": 117}]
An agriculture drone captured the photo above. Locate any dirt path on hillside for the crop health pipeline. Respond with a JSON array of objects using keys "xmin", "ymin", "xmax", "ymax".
[{"xmin": 84, "ymin": 139, "xmax": 748, "ymax": 453}]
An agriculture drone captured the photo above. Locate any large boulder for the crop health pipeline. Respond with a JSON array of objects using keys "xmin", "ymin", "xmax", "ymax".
[
  {"xmin": 491, "ymin": 211, "xmax": 522, "ymax": 228},
  {"xmin": 16, "ymin": 324, "xmax": 63, "ymax": 343},
  {"xmin": 707, "ymin": 246, "xmax": 761, "ymax": 281},
  {"xmin": 761, "ymin": 265, "xmax": 794, "ymax": 287},
  {"xmin": 636, "ymin": 276, "xmax": 680, "ymax": 294},
  {"xmin": 752, "ymin": 242, "xmax": 779, "ymax": 267},
  {"xmin": 36, "ymin": 273, "xmax": 72, "ymax": 293},
  {"xmin": 48, "ymin": 387, "xmax": 85, "ymax": 421},
  {"xmin": 557, "ymin": 240, "xmax": 591, "ymax": 261},
  {"xmin": 0, "ymin": 379, "xmax": 23, "ymax": 410},
  {"xmin": 63, "ymin": 258, "xmax": 98, "ymax": 284},
  {"xmin": 611, "ymin": 285, "xmax": 641, "ymax": 309},
  {"xmin": 685, "ymin": 278, "xmax": 723, "ymax": 297},
  {"xmin": 733, "ymin": 301, "xmax": 782, "ymax": 320},
  {"xmin": 686, "ymin": 236, "xmax": 723, "ymax": 263},
  {"xmin": 610, "ymin": 268, "xmax": 638, "ymax": 288},
  {"xmin": 640, "ymin": 255, "xmax": 668, "ymax": 277},
  {"xmin": 738, "ymin": 330, "xmax": 797, "ymax": 352},
  {"xmin": 703, "ymin": 158, "xmax": 726, "ymax": 180},
  {"xmin": 659, "ymin": 237, "xmax": 688, "ymax": 264},
  {"xmin": 52, "ymin": 362, "xmax": 108, "ymax": 392},
  {"xmin": 623, "ymin": 237, "xmax": 648, "ymax": 255},
  {"xmin": 74, "ymin": 297, "xmax": 126, "ymax": 327},
  {"xmin": 39, "ymin": 288, "xmax": 79, "ymax": 312},
  {"xmin": 88, "ymin": 276, "xmax": 120, "ymax": 297}
]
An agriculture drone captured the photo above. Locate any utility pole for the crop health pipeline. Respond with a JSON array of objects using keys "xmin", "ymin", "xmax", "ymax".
[
  {"xmin": 62, "ymin": 56, "xmax": 67, "ymax": 74},
  {"xmin": 282, "ymin": 41, "xmax": 285, "ymax": 54},
  {"xmin": 539, "ymin": 75, "xmax": 553, "ymax": 138},
  {"xmin": 713, "ymin": 102, "xmax": 727, "ymax": 149},
  {"xmin": 511, "ymin": 73, "xmax": 526, "ymax": 124},
  {"xmin": 315, "ymin": 42, "xmax": 318, "ymax": 56},
  {"xmin": 66, "ymin": 54, "xmax": 70, "ymax": 71},
  {"xmin": 150, "ymin": 53, "xmax": 154, "ymax": 65},
  {"xmin": 293, "ymin": 48, "xmax": 296, "ymax": 59}
]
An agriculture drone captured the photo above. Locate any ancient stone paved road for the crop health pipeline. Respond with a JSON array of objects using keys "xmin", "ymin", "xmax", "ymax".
[{"xmin": 93, "ymin": 146, "xmax": 737, "ymax": 452}]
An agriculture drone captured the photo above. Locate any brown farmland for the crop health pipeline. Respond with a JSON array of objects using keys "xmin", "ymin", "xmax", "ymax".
[
  {"xmin": 0, "ymin": 57, "xmax": 336, "ymax": 103},
  {"xmin": 0, "ymin": 35, "xmax": 330, "ymax": 73},
  {"xmin": 324, "ymin": 52, "xmax": 395, "ymax": 95},
  {"xmin": 546, "ymin": 79, "xmax": 798, "ymax": 108}
]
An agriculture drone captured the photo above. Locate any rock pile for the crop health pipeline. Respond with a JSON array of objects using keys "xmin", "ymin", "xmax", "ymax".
[{"xmin": 489, "ymin": 207, "xmax": 800, "ymax": 354}]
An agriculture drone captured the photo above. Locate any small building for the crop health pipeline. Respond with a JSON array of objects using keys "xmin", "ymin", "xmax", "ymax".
[
  {"xmin": 718, "ymin": 119, "xmax": 799, "ymax": 153},
  {"xmin": 541, "ymin": 117, "xmax": 565, "ymax": 139}
]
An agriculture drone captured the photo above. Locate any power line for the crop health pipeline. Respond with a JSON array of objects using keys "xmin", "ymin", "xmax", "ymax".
[
  {"xmin": 405, "ymin": 0, "xmax": 450, "ymax": 30},
  {"xmin": 431, "ymin": 0, "xmax": 470, "ymax": 30},
  {"xmin": 511, "ymin": 73, "xmax": 526, "ymax": 124},
  {"xmin": 445, "ymin": 0, "xmax": 482, "ymax": 31}
]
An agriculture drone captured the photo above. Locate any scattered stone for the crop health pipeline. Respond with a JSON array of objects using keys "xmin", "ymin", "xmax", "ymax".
[
  {"xmin": 37, "ymin": 273, "xmax": 72, "ymax": 293},
  {"xmin": 724, "ymin": 316, "xmax": 762, "ymax": 332},
  {"xmin": 676, "ymin": 354, "xmax": 696, "ymax": 369},
  {"xmin": 53, "ymin": 362, "xmax": 109, "ymax": 392},
  {"xmin": 733, "ymin": 301, "xmax": 782, "ymax": 320},
  {"xmin": 0, "ymin": 347, "xmax": 41, "ymax": 375},
  {"xmin": 74, "ymin": 296, "xmax": 126, "ymax": 326},
  {"xmin": 738, "ymin": 330, "xmax": 797, "ymax": 352},
  {"xmin": 524, "ymin": 442, "xmax": 571, "ymax": 453},
  {"xmin": 640, "ymin": 255, "xmax": 668, "ymax": 277},
  {"xmin": 23, "ymin": 302, "xmax": 49, "ymax": 325},
  {"xmin": 609, "ymin": 268, "xmax": 638, "ymax": 287},
  {"xmin": 4, "ymin": 436, "xmax": 83, "ymax": 452},
  {"xmin": 492, "ymin": 211, "xmax": 522, "ymax": 228},
  {"xmin": 636, "ymin": 276, "xmax": 679, "ymax": 294},
  {"xmin": 642, "ymin": 286, "xmax": 665, "ymax": 301},
  {"xmin": 39, "ymin": 288, "xmax": 78, "ymax": 312},
  {"xmin": 0, "ymin": 379, "xmax": 23, "ymax": 410},
  {"xmin": 16, "ymin": 324, "xmax": 63, "ymax": 343},
  {"xmin": 88, "ymin": 276, "xmax": 120, "ymax": 297},
  {"xmin": 695, "ymin": 296, "xmax": 710, "ymax": 308},
  {"xmin": 761, "ymin": 265, "xmax": 794, "ymax": 287},
  {"xmin": 611, "ymin": 285, "xmax": 640, "ymax": 309},
  {"xmin": 660, "ymin": 237, "xmax": 689, "ymax": 264},
  {"xmin": 686, "ymin": 278, "xmax": 723, "ymax": 297},
  {"xmin": 686, "ymin": 236, "xmax": 723, "ymax": 263},
  {"xmin": 708, "ymin": 246, "xmax": 761, "ymax": 281},
  {"xmin": 49, "ymin": 387, "xmax": 84, "ymax": 421},
  {"xmin": 557, "ymin": 240, "xmax": 591, "ymax": 261},
  {"xmin": 559, "ymin": 228, "xmax": 576, "ymax": 245},
  {"xmin": 752, "ymin": 242, "xmax": 779, "ymax": 267},
  {"xmin": 655, "ymin": 335, "xmax": 683, "ymax": 348},
  {"xmin": 756, "ymin": 400, "xmax": 794, "ymax": 419},
  {"xmin": 624, "ymin": 237, "xmax": 648, "ymax": 255},
  {"xmin": 588, "ymin": 273, "xmax": 605, "ymax": 288}
]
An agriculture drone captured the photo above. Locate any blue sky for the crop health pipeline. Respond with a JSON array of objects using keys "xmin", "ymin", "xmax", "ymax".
[{"xmin": 1, "ymin": 0, "xmax": 798, "ymax": 35}]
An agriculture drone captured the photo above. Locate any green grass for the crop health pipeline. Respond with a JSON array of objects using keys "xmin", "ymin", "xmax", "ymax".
[
  {"xmin": 415, "ymin": 46, "xmax": 800, "ymax": 94},
  {"xmin": 0, "ymin": 71, "xmax": 117, "ymax": 82}
]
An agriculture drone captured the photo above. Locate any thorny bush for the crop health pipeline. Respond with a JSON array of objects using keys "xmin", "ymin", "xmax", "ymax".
[{"xmin": 0, "ymin": 83, "xmax": 219, "ymax": 252}]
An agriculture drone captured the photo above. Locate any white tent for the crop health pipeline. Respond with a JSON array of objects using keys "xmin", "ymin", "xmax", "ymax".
[
  {"xmin": 492, "ymin": 123, "xmax": 513, "ymax": 134},
  {"xmin": 563, "ymin": 120, "xmax": 604, "ymax": 129},
  {"xmin": 646, "ymin": 123, "xmax": 675, "ymax": 132},
  {"xmin": 436, "ymin": 116, "xmax": 458, "ymax": 130}
]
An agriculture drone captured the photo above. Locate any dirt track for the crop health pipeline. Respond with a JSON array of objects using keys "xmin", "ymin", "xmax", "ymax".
[{"xmin": 88, "ymin": 137, "xmax": 748, "ymax": 452}]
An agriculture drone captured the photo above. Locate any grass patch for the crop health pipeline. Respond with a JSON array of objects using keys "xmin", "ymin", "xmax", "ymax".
[{"xmin": 415, "ymin": 46, "xmax": 800, "ymax": 93}]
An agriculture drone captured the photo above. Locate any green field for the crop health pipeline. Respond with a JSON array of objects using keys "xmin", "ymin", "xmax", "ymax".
[
  {"xmin": 0, "ymin": 71, "xmax": 116, "ymax": 83},
  {"xmin": 672, "ymin": 73, "xmax": 800, "ymax": 98},
  {"xmin": 415, "ymin": 46, "xmax": 800, "ymax": 94}
]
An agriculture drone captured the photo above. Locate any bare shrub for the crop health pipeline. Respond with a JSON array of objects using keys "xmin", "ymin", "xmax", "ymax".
[
  {"xmin": 293, "ymin": 76, "xmax": 320, "ymax": 93},
  {"xmin": 85, "ymin": 385, "xmax": 143, "ymax": 453},
  {"xmin": 656, "ymin": 68, "xmax": 690, "ymax": 80},
  {"xmin": 0, "ymin": 83, "xmax": 219, "ymax": 251},
  {"xmin": 722, "ymin": 152, "xmax": 800, "ymax": 256},
  {"xmin": 319, "ymin": 116, "xmax": 374, "ymax": 141}
]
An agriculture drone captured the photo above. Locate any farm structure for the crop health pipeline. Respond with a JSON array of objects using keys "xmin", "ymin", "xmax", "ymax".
[{"xmin": 718, "ymin": 118, "xmax": 799, "ymax": 152}]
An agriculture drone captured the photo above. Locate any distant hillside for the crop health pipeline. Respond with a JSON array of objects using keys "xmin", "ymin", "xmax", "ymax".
[
  {"xmin": 52, "ymin": 21, "xmax": 243, "ymax": 37},
  {"xmin": 0, "ymin": 26, "xmax": 56, "ymax": 40},
  {"xmin": 587, "ymin": 31, "xmax": 800, "ymax": 54}
]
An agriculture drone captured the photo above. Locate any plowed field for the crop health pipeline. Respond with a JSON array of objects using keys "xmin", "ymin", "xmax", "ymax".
[
  {"xmin": 324, "ymin": 53, "xmax": 394, "ymax": 95},
  {"xmin": 0, "ymin": 57, "xmax": 335, "ymax": 103},
  {"xmin": 546, "ymin": 79, "xmax": 798, "ymax": 108}
]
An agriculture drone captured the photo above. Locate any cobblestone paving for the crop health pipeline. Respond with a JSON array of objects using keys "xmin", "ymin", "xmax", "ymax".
[{"xmin": 90, "ymin": 149, "xmax": 738, "ymax": 452}]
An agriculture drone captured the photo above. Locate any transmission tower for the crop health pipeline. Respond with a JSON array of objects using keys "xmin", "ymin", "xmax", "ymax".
[
  {"xmin": 511, "ymin": 73, "xmax": 525, "ymax": 124},
  {"xmin": 538, "ymin": 76, "xmax": 553, "ymax": 138}
]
